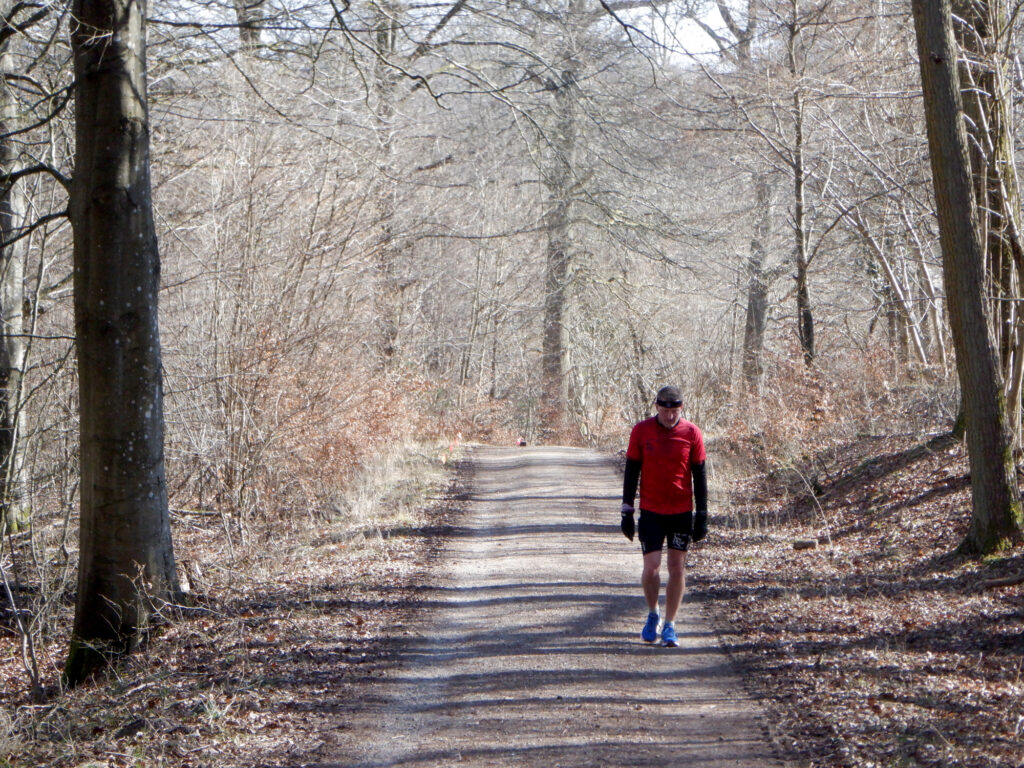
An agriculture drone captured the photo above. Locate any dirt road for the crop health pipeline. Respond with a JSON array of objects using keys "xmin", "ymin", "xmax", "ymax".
[{"xmin": 319, "ymin": 445, "xmax": 783, "ymax": 767}]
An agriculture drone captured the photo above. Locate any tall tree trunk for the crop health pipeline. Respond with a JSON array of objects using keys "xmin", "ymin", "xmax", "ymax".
[
  {"xmin": 911, "ymin": 0, "xmax": 1023, "ymax": 554},
  {"xmin": 540, "ymin": 62, "xmax": 578, "ymax": 429},
  {"xmin": 742, "ymin": 173, "xmax": 771, "ymax": 390},
  {"xmin": 371, "ymin": 0, "xmax": 403, "ymax": 371},
  {"xmin": 952, "ymin": 0, "xmax": 1024, "ymax": 443},
  {"xmin": 792, "ymin": 110, "xmax": 814, "ymax": 364},
  {"xmin": 0, "ymin": 6, "xmax": 28, "ymax": 532},
  {"xmin": 787, "ymin": 6, "xmax": 814, "ymax": 365},
  {"xmin": 66, "ymin": 0, "xmax": 179, "ymax": 685},
  {"xmin": 710, "ymin": 1, "xmax": 771, "ymax": 391}
]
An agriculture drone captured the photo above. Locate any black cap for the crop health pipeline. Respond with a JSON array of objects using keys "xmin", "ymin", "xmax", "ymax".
[{"xmin": 655, "ymin": 386, "xmax": 682, "ymax": 408}]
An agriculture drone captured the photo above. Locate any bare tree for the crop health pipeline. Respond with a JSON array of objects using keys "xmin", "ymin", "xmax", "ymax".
[
  {"xmin": 950, "ymin": 0, "xmax": 1024, "ymax": 442},
  {"xmin": 539, "ymin": 22, "xmax": 580, "ymax": 430},
  {"xmin": 0, "ymin": 0, "xmax": 30, "ymax": 531},
  {"xmin": 65, "ymin": 0, "xmax": 179, "ymax": 685},
  {"xmin": 369, "ymin": 0, "xmax": 405, "ymax": 370},
  {"xmin": 911, "ymin": 0, "xmax": 1023, "ymax": 554},
  {"xmin": 693, "ymin": 0, "xmax": 776, "ymax": 390},
  {"xmin": 784, "ymin": 0, "xmax": 815, "ymax": 364}
]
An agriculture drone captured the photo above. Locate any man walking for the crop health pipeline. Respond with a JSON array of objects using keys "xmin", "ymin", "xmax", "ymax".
[{"xmin": 620, "ymin": 385, "xmax": 707, "ymax": 647}]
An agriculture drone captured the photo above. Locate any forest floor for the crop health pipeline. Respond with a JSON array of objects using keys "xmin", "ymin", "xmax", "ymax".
[
  {"xmin": 1, "ymin": 432, "xmax": 1023, "ymax": 767},
  {"xmin": 704, "ymin": 431, "xmax": 1024, "ymax": 768},
  {"xmin": 0, "ymin": 444, "xmax": 465, "ymax": 767}
]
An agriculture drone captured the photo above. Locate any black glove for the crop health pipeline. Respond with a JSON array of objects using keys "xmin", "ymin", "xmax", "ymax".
[
  {"xmin": 620, "ymin": 503, "xmax": 635, "ymax": 541},
  {"xmin": 692, "ymin": 509, "xmax": 708, "ymax": 543}
]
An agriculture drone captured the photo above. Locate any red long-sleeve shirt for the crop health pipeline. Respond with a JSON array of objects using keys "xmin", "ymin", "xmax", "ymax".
[{"xmin": 625, "ymin": 416, "xmax": 706, "ymax": 514}]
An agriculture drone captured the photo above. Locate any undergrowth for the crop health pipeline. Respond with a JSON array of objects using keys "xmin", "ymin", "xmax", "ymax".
[
  {"xmin": 698, "ymin": 357, "xmax": 1024, "ymax": 767},
  {"xmin": 0, "ymin": 438, "xmax": 464, "ymax": 768}
]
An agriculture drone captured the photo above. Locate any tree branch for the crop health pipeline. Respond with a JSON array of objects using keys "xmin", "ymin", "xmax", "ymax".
[
  {"xmin": 1, "ymin": 164, "xmax": 71, "ymax": 192},
  {"xmin": 0, "ymin": 3, "xmax": 50, "ymax": 46},
  {"xmin": 715, "ymin": 0, "xmax": 744, "ymax": 39},
  {"xmin": 0, "ymin": 210, "xmax": 68, "ymax": 251},
  {"xmin": 410, "ymin": 0, "xmax": 468, "ymax": 62}
]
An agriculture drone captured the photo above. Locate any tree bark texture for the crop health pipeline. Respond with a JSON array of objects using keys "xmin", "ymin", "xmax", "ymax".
[
  {"xmin": 0, "ymin": 5, "xmax": 29, "ymax": 532},
  {"xmin": 540, "ymin": 63, "xmax": 578, "ymax": 428},
  {"xmin": 911, "ymin": 0, "xmax": 1023, "ymax": 554},
  {"xmin": 951, "ymin": 0, "xmax": 1024, "ymax": 443},
  {"xmin": 787, "ymin": 10, "xmax": 814, "ymax": 365},
  {"xmin": 232, "ymin": 0, "xmax": 264, "ymax": 51},
  {"xmin": 66, "ymin": 0, "xmax": 179, "ymax": 684},
  {"xmin": 742, "ymin": 173, "xmax": 770, "ymax": 390},
  {"xmin": 371, "ymin": 0, "xmax": 404, "ymax": 371}
]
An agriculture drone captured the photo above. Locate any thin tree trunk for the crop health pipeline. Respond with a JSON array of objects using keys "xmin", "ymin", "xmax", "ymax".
[
  {"xmin": 902, "ymin": 205, "xmax": 948, "ymax": 368},
  {"xmin": 911, "ymin": 0, "xmax": 1023, "ymax": 554},
  {"xmin": 371, "ymin": 0, "xmax": 403, "ymax": 370},
  {"xmin": 742, "ymin": 173, "xmax": 771, "ymax": 390},
  {"xmin": 0, "ymin": 8, "xmax": 28, "ymax": 532},
  {"xmin": 787, "ymin": 3, "xmax": 814, "ymax": 364},
  {"xmin": 459, "ymin": 251, "xmax": 483, "ymax": 397},
  {"xmin": 66, "ymin": 0, "xmax": 179, "ymax": 685},
  {"xmin": 793, "ymin": 114, "xmax": 813, "ymax": 363},
  {"xmin": 853, "ymin": 219, "xmax": 929, "ymax": 366},
  {"xmin": 232, "ymin": 0, "xmax": 264, "ymax": 51},
  {"xmin": 629, "ymin": 323, "xmax": 647, "ymax": 421}
]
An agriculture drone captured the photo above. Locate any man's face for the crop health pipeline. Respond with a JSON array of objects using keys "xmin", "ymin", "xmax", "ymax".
[{"xmin": 656, "ymin": 404, "xmax": 682, "ymax": 428}]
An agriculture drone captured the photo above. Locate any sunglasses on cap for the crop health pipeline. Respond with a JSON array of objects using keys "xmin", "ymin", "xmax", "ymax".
[{"xmin": 656, "ymin": 399, "xmax": 682, "ymax": 408}]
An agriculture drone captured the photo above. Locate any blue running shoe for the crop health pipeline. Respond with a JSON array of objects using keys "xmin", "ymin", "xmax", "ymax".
[
  {"xmin": 661, "ymin": 622, "xmax": 678, "ymax": 647},
  {"xmin": 641, "ymin": 611, "xmax": 660, "ymax": 642}
]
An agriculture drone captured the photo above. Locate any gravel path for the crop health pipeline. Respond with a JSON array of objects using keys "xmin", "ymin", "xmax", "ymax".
[{"xmin": 320, "ymin": 445, "xmax": 783, "ymax": 767}]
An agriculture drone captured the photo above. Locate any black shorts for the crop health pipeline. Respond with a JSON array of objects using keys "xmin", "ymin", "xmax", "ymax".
[{"xmin": 638, "ymin": 510, "xmax": 693, "ymax": 554}]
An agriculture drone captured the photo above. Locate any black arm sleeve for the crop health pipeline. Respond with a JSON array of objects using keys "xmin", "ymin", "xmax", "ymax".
[
  {"xmin": 623, "ymin": 458, "xmax": 641, "ymax": 506},
  {"xmin": 692, "ymin": 461, "xmax": 707, "ymax": 511}
]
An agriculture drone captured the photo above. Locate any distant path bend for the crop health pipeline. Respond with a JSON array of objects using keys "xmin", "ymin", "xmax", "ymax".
[{"xmin": 321, "ymin": 445, "xmax": 784, "ymax": 767}]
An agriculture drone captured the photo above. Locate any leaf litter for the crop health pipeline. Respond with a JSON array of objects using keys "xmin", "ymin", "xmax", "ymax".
[
  {"xmin": 698, "ymin": 432, "xmax": 1024, "ymax": 768},
  {"xmin": 0, "ymin": 446, "xmax": 469, "ymax": 768},
  {"xmin": 2, "ymin": 432, "xmax": 1023, "ymax": 767}
]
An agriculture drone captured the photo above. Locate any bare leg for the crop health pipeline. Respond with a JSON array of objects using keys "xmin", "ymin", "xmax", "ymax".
[
  {"xmin": 642, "ymin": 550, "xmax": 662, "ymax": 613},
  {"xmin": 663, "ymin": 549, "xmax": 687, "ymax": 622}
]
